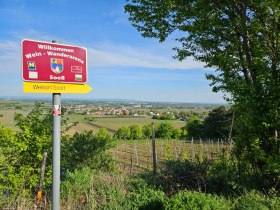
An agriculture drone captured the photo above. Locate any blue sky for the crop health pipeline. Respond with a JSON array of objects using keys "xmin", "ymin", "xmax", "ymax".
[{"xmin": 0, "ymin": 0, "xmax": 225, "ymax": 103}]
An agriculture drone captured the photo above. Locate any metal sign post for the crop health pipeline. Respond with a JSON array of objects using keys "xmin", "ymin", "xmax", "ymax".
[
  {"xmin": 52, "ymin": 92, "xmax": 61, "ymax": 210},
  {"xmin": 21, "ymin": 39, "xmax": 91, "ymax": 210},
  {"xmin": 51, "ymin": 39, "xmax": 61, "ymax": 210}
]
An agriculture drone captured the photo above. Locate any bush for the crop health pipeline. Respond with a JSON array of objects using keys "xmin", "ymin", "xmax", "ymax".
[
  {"xmin": 61, "ymin": 169, "xmax": 129, "ymax": 209},
  {"xmin": 167, "ymin": 190, "xmax": 231, "ymax": 210},
  {"xmin": 61, "ymin": 167, "xmax": 94, "ymax": 209},
  {"xmin": 127, "ymin": 178, "xmax": 166, "ymax": 210},
  {"xmin": 142, "ymin": 124, "xmax": 152, "ymax": 139},
  {"xmin": 233, "ymin": 191, "xmax": 280, "ymax": 210},
  {"xmin": 156, "ymin": 159, "xmax": 210, "ymax": 195},
  {"xmin": 0, "ymin": 103, "xmax": 53, "ymax": 196},
  {"xmin": 206, "ymin": 152, "xmax": 242, "ymax": 194},
  {"xmin": 114, "ymin": 126, "xmax": 131, "ymax": 140},
  {"xmin": 62, "ymin": 130, "xmax": 115, "ymax": 172},
  {"xmin": 155, "ymin": 122, "xmax": 174, "ymax": 139}
]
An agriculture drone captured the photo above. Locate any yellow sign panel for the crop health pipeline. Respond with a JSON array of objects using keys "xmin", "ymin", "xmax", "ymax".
[{"xmin": 23, "ymin": 82, "xmax": 92, "ymax": 94}]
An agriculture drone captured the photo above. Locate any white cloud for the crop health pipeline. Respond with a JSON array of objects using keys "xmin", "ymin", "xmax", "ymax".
[
  {"xmin": 0, "ymin": 41, "xmax": 21, "ymax": 72},
  {"xmin": 0, "ymin": 37, "xmax": 205, "ymax": 73},
  {"xmin": 88, "ymin": 43, "xmax": 205, "ymax": 70}
]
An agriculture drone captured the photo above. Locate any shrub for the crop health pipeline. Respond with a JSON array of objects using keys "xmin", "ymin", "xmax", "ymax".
[
  {"xmin": 233, "ymin": 191, "xmax": 280, "ymax": 210},
  {"xmin": 61, "ymin": 169, "xmax": 129, "ymax": 209},
  {"xmin": 167, "ymin": 190, "xmax": 231, "ymax": 210},
  {"xmin": 127, "ymin": 178, "xmax": 166, "ymax": 210},
  {"xmin": 61, "ymin": 167, "xmax": 94, "ymax": 209},
  {"xmin": 130, "ymin": 125, "xmax": 143, "ymax": 140},
  {"xmin": 63, "ymin": 130, "xmax": 115, "ymax": 172},
  {"xmin": 155, "ymin": 122, "xmax": 174, "ymax": 139},
  {"xmin": 142, "ymin": 124, "xmax": 152, "ymax": 139},
  {"xmin": 0, "ymin": 103, "xmax": 53, "ymax": 196},
  {"xmin": 114, "ymin": 126, "xmax": 131, "ymax": 140}
]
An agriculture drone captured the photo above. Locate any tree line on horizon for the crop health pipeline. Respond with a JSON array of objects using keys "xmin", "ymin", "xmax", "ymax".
[{"xmin": 114, "ymin": 106, "xmax": 233, "ymax": 141}]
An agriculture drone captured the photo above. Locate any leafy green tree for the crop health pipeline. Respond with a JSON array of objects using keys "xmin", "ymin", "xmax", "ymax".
[
  {"xmin": 0, "ymin": 103, "xmax": 79, "ymax": 196},
  {"xmin": 181, "ymin": 128, "xmax": 188, "ymax": 139},
  {"xmin": 0, "ymin": 124, "xmax": 16, "ymax": 193},
  {"xmin": 186, "ymin": 116, "xmax": 204, "ymax": 139},
  {"xmin": 177, "ymin": 111, "xmax": 190, "ymax": 120},
  {"xmin": 129, "ymin": 125, "xmax": 143, "ymax": 140},
  {"xmin": 0, "ymin": 103, "xmax": 53, "ymax": 195},
  {"xmin": 15, "ymin": 105, "xmax": 21, "ymax": 110},
  {"xmin": 155, "ymin": 122, "xmax": 174, "ymax": 139},
  {"xmin": 172, "ymin": 128, "xmax": 182, "ymax": 139},
  {"xmin": 203, "ymin": 106, "xmax": 233, "ymax": 139},
  {"xmin": 125, "ymin": 0, "xmax": 280, "ymax": 189},
  {"xmin": 142, "ymin": 124, "xmax": 153, "ymax": 139},
  {"xmin": 153, "ymin": 113, "xmax": 176, "ymax": 120},
  {"xmin": 63, "ymin": 131, "xmax": 114, "ymax": 172},
  {"xmin": 96, "ymin": 128, "xmax": 111, "ymax": 140},
  {"xmin": 114, "ymin": 126, "xmax": 131, "ymax": 140}
]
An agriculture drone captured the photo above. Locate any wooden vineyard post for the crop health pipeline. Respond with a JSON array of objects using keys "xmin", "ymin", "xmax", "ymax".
[
  {"xmin": 35, "ymin": 152, "xmax": 47, "ymax": 208},
  {"xmin": 134, "ymin": 141, "xmax": 139, "ymax": 166},
  {"xmin": 130, "ymin": 155, "xmax": 133, "ymax": 174},
  {"xmin": 152, "ymin": 122, "xmax": 157, "ymax": 175}
]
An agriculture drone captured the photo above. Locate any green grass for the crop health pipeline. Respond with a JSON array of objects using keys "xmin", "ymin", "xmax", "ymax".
[
  {"xmin": 0, "ymin": 100, "xmax": 52, "ymax": 129},
  {"xmin": 65, "ymin": 113, "xmax": 186, "ymax": 135},
  {"xmin": 3, "ymin": 169, "xmax": 278, "ymax": 209}
]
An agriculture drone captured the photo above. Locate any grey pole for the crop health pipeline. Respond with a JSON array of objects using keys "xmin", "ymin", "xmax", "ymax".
[
  {"xmin": 52, "ymin": 40, "xmax": 61, "ymax": 210},
  {"xmin": 52, "ymin": 93, "xmax": 61, "ymax": 210}
]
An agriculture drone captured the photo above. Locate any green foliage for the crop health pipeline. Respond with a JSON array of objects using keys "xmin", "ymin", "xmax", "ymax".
[
  {"xmin": 163, "ymin": 144, "xmax": 173, "ymax": 160},
  {"xmin": 114, "ymin": 125, "xmax": 144, "ymax": 140},
  {"xmin": 0, "ymin": 102, "xmax": 53, "ymax": 196},
  {"xmin": 129, "ymin": 125, "xmax": 143, "ymax": 140},
  {"xmin": 96, "ymin": 128, "xmax": 111, "ymax": 140},
  {"xmin": 184, "ymin": 107, "xmax": 233, "ymax": 140},
  {"xmin": 61, "ymin": 167, "xmax": 94, "ymax": 208},
  {"xmin": 172, "ymin": 128, "xmax": 182, "ymax": 139},
  {"xmin": 128, "ymin": 178, "xmax": 166, "ymax": 210},
  {"xmin": 186, "ymin": 116, "xmax": 204, "ymax": 139},
  {"xmin": 203, "ymin": 106, "xmax": 233, "ymax": 139},
  {"xmin": 61, "ymin": 168, "xmax": 129, "ymax": 210},
  {"xmin": 63, "ymin": 130, "xmax": 115, "ymax": 172},
  {"xmin": 125, "ymin": 0, "xmax": 280, "ymax": 191},
  {"xmin": 167, "ymin": 191, "xmax": 231, "ymax": 210},
  {"xmin": 0, "ymin": 124, "xmax": 15, "ymax": 148},
  {"xmin": 233, "ymin": 191, "xmax": 280, "ymax": 210},
  {"xmin": 181, "ymin": 128, "xmax": 188, "ymax": 139},
  {"xmin": 142, "ymin": 124, "xmax": 152, "ymax": 139},
  {"xmin": 114, "ymin": 123, "xmax": 184, "ymax": 140},
  {"xmin": 177, "ymin": 111, "xmax": 191, "ymax": 120},
  {"xmin": 114, "ymin": 126, "xmax": 131, "ymax": 140},
  {"xmin": 15, "ymin": 105, "xmax": 22, "ymax": 110},
  {"xmin": 207, "ymin": 152, "xmax": 242, "ymax": 194},
  {"xmin": 0, "ymin": 103, "xmax": 115, "ymax": 198},
  {"xmin": 155, "ymin": 121, "xmax": 174, "ymax": 139},
  {"xmin": 84, "ymin": 116, "xmax": 96, "ymax": 122},
  {"xmin": 152, "ymin": 113, "xmax": 175, "ymax": 120}
]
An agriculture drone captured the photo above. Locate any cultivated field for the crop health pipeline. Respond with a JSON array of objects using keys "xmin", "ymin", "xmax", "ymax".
[
  {"xmin": 110, "ymin": 139, "xmax": 230, "ymax": 173},
  {"xmin": 66, "ymin": 115, "xmax": 185, "ymax": 135},
  {"xmin": 0, "ymin": 100, "xmax": 187, "ymax": 135}
]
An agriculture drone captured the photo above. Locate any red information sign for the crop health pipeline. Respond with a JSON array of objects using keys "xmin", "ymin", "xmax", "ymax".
[{"xmin": 22, "ymin": 39, "xmax": 87, "ymax": 84}]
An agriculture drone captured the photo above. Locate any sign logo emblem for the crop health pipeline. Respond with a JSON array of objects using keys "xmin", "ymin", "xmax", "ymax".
[
  {"xmin": 28, "ymin": 61, "xmax": 36, "ymax": 70},
  {"xmin": 75, "ymin": 74, "xmax": 82, "ymax": 81},
  {"xmin": 51, "ymin": 58, "xmax": 64, "ymax": 74}
]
